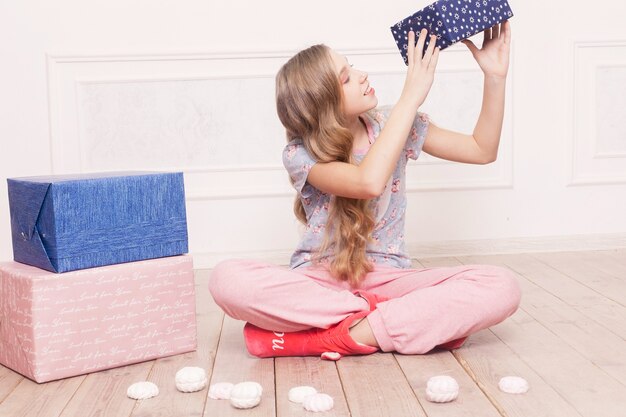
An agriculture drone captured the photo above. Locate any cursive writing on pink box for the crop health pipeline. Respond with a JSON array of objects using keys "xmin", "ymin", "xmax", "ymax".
[{"xmin": 0, "ymin": 255, "xmax": 196, "ymax": 383}]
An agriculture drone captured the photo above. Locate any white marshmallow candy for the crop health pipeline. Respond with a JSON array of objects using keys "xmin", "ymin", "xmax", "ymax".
[
  {"xmin": 321, "ymin": 351, "xmax": 342, "ymax": 361},
  {"xmin": 229, "ymin": 381, "xmax": 263, "ymax": 409},
  {"xmin": 208, "ymin": 382, "xmax": 235, "ymax": 399},
  {"xmin": 303, "ymin": 393, "xmax": 334, "ymax": 412},
  {"xmin": 127, "ymin": 381, "xmax": 159, "ymax": 400},
  {"xmin": 498, "ymin": 376, "xmax": 529, "ymax": 394},
  {"xmin": 175, "ymin": 367, "xmax": 208, "ymax": 393},
  {"xmin": 425, "ymin": 375, "xmax": 459, "ymax": 403},
  {"xmin": 288, "ymin": 386, "xmax": 318, "ymax": 403}
]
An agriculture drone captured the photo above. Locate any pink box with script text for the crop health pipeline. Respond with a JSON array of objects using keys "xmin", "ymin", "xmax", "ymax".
[{"xmin": 0, "ymin": 255, "xmax": 196, "ymax": 383}]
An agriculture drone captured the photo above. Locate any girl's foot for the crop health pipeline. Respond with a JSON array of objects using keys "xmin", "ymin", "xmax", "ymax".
[{"xmin": 243, "ymin": 311, "xmax": 378, "ymax": 358}]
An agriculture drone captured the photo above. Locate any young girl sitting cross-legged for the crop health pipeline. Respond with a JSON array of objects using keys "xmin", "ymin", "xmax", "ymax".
[{"xmin": 210, "ymin": 22, "xmax": 521, "ymax": 359}]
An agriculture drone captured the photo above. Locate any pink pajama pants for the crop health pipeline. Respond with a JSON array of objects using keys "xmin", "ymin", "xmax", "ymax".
[{"xmin": 209, "ymin": 259, "xmax": 521, "ymax": 354}]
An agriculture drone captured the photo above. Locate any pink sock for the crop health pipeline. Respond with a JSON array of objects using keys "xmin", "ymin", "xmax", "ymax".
[{"xmin": 244, "ymin": 310, "xmax": 378, "ymax": 358}]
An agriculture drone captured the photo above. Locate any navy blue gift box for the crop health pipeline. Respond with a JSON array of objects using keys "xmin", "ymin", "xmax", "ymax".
[
  {"xmin": 391, "ymin": 0, "xmax": 513, "ymax": 64},
  {"xmin": 7, "ymin": 171, "xmax": 188, "ymax": 273}
]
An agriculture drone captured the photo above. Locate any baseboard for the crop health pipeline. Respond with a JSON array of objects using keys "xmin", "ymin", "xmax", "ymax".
[
  {"xmin": 404, "ymin": 233, "xmax": 626, "ymax": 259},
  {"xmin": 191, "ymin": 233, "xmax": 626, "ymax": 269},
  {"xmin": 192, "ymin": 249, "xmax": 293, "ymax": 270}
]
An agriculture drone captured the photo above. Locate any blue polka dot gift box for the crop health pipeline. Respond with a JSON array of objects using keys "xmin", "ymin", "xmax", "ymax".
[
  {"xmin": 7, "ymin": 171, "xmax": 189, "ymax": 273},
  {"xmin": 390, "ymin": 0, "xmax": 513, "ymax": 64}
]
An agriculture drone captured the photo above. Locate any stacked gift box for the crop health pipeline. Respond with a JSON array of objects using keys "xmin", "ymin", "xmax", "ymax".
[{"xmin": 0, "ymin": 171, "xmax": 196, "ymax": 383}]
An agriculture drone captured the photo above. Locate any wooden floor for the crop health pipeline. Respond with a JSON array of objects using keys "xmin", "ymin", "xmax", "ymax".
[{"xmin": 1, "ymin": 249, "xmax": 625, "ymax": 417}]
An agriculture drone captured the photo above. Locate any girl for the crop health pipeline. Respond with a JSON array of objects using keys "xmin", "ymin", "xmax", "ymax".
[{"xmin": 209, "ymin": 22, "xmax": 521, "ymax": 359}]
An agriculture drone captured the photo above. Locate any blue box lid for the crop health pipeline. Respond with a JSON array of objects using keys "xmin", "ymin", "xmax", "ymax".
[
  {"xmin": 7, "ymin": 171, "xmax": 188, "ymax": 273},
  {"xmin": 391, "ymin": 0, "xmax": 513, "ymax": 64}
]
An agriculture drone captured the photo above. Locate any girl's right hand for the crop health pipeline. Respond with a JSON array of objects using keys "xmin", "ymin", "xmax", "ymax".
[{"xmin": 400, "ymin": 29, "xmax": 439, "ymax": 108}]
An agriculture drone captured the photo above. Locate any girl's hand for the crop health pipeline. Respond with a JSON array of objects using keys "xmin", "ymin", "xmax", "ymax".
[
  {"xmin": 401, "ymin": 29, "xmax": 439, "ymax": 108},
  {"xmin": 462, "ymin": 20, "xmax": 511, "ymax": 79}
]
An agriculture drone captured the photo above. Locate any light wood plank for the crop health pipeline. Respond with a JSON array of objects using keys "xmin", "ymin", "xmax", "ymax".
[
  {"xmin": 0, "ymin": 375, "xmax": 85, "ymax": 417},
  {"xmin": 490, "ymin": 307, "xmax": 625, "ymax": 417},
  {"xmin": 480, "ymin": 252, "xmax": 606, "ymax": 306},
  {"xmin": 394, "ymin": 349, "xmax": 501, "ymax": 417},
  {"xmin": 458, "ymin": 253, "xmax": 626, "ymax": 386},
  {"xmin": 530, "ymin": 252, "xmax": 626, "ymax": 306},
  {"xmin": 607, "ymin": 248, "xmax": 626, "ymax": 266},
  {"xmin": 0, "ymin": 366, "xmax": 23, "ymax": 403},
  {"xmin": 129, "ymin": 270, "xmax": 224, "ymax": 417},
  {"xmin": 416, "ymin": 257, "xmax": 463, "ymax": 268},
  {"xmin": 275, "ymin": 357, "xmax": 349, "ymax": 417},
  {"xmin": 523, "ymin": 252, "xmax": 626, "ymax": 340},
  {"xmin": 336, "ymin": 353, "xmax": 427, "ymax": 417},
  {"xmin": 463, "ymin": 253, "xmax": 626, "ymax": 340},
  {"xmin": 411, "ymin": 258, "xmax": 425, "ymax": 268},
  {"xmin": 573, "ymin": 251, "xmax": 626, "ymax": 338},
  {"xmin": 582, "ymin": 250, "xmax": 626, "ymax": 277},
  {"xmin": 454, "ymin": 328, "xmax": 583, "ymax": 417},
  {"xmin": 203, "ymin": 316, "xmax": 275, "ymax": 417},
  {"xmin": 516, "ymin": 280, "xmax": 626, "ymax": 385},
  {"xmin": 58, "ymin": 362, "xmax": 153, "ymax": 417},
  {"xmin": 575, "ymin": 302, "xmax": 626, "ymax": 341}
]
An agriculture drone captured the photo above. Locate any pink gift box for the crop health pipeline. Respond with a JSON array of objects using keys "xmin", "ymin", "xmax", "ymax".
[{"xmin": 0, "ymin": 255, "xmax": 196, "ymax": 383}]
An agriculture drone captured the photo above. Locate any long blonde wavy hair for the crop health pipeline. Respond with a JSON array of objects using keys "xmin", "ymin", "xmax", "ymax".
[{"xmin": 275, "ymin": 44, "xmax": 375, "ymax": 286}]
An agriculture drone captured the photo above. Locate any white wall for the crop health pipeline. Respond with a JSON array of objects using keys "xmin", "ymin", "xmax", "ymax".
[{"xmin": 1, "ymin": 0, "xmax": 626, "ymax": 268}]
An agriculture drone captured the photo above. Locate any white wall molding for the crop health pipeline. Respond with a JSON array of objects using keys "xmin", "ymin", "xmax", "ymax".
[
  {"xmin": 46, "ymin": 45, "xmax": 513, "ymax": 202},
  {"xmin": 45, "ymin": 45, "xmax": 469, "ymax": 64},
  {"xmin": 406, "ymin": 233, "xmax": 626, "ymax": 259},
  {"xmin": 191, "ymin": 232, "xmax": 626, "ymax": 269},
  {"xmin": 592, "ymin": 63, "xmax": 626, "ymax": 159},
  {"xmin": 569, "ymin": 40, "xmax": 626, "ymax": 186}
]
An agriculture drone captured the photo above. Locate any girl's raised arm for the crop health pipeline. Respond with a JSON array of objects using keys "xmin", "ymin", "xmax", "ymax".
[
  {"xmin": 307, "ymin": 29, "xmax": 439, "ymax": 199},
  {"xmin": 421, "ymin": 20, "xmax": 511, "ymax": 164}
]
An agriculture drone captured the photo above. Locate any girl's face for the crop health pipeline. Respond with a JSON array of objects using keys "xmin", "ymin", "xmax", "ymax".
[{"xmin": 330, "ymin": 50, "xmax": 378, "ymax": 118}]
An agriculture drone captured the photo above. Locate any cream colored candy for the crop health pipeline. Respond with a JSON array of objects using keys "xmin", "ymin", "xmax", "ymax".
[
  {"xmin": 247, "ymin": 381, "xmax": 263, "ymax": 396},
  {"xmin": 175, "ymin": 367, "xmax": 208, "ymax": 393},
  {"xmin": 229, "ymin": 381, "xmax": 263, "ymax": 409},
  {"xmin": 303, "ymin": 393, "xmax": 334, "ymax": 412},
  {"xmin": 208, "ymin": 382, "xmax": 235, "ymax": 399},
  {"xmin": 127, "ymin": 381, "xmax": 159, "ymax": 400},
  {"xmin": 498, "ymin": 376, "xmax": 529, "ymax": 394},
  {"xmin": 288, "ymin": 386, "xmax": 317, "ymax": 403},
  {"xmin": 425, "ymin": 375, "xmax": 459, "ymax": 403},
  {"xmin": 321, "ymin": 351, "xmax": 342, "ymax": 361}
]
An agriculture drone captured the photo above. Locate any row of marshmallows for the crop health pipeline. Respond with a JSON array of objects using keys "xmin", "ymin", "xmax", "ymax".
[{"xmin": 209, "ymin": 382, "xmax": 334, "ymax": 412}]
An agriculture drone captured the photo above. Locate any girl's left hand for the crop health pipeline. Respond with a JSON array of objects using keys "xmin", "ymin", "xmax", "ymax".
[{"xmin": 462, "ymin": 20, "xmax": 511, "ymax": 79}]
